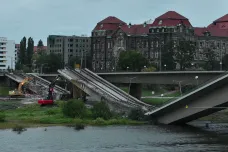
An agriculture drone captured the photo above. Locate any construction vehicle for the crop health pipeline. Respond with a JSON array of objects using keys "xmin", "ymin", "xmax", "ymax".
[
  {"xmin": 9, "ymin": 77, "xmax": 33, "ymax": 97},
  {"xmin": 38, "ymin": 75, "xmax": 61, "ymax": 105}
]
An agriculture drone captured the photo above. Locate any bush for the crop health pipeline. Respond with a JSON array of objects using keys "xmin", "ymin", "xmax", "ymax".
[
  {"xmin": 0, "ymin": 112, "xmax": 6, "ymax": 122},
  {"xmin": 92, "ymin": 101, "xmax": 112, "ymax": 120},
  {"xmin": 62, "ymin": 99, "xmax": 86, "ymax": 118},
  {"xmin": 128, "ymin": 108, "xmax": 145, "ymax": 121}
]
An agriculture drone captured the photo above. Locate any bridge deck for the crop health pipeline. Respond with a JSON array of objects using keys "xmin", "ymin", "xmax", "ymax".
[{"xmin": 146, "ymin": 72, "xmax": 228, "ymax": 124}]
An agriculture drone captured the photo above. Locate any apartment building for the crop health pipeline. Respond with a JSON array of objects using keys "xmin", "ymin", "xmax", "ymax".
[
  {"xmin": 47, "ymin": 35, "xmax": 91, "ymax": 64},
  {"xmin": 0, "ymin": 37, "xmax": 16, "ymax": 71}
]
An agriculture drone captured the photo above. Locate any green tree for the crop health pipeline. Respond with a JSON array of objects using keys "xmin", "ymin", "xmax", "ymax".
[
  {"xmin": 19, "ymin": 37, "xmax": 26, "ymax": 65},
  {"xmin": 161, "ymin": 40, "xmax": 176, "ymax": 70},
  {"xmin": 37, "ymin": 39, "xmax": 44, "ymax": 47},
  {"xmin": 128, "ymin": 108, "xmax": 144, "ymax": 121},
  {"xmin": 222, "ymin": 54, "xmax": 228, "ymax": 70},
  {"xmin": 62, "ymin": 99, "xmax": 86, "ymax": 118},
  {"xmin": 36, "ymin": 53, "xmax": 63, "ymax": 73},
  {"xmin": 118, "ymin": 50, "xmax": 148, "ymax": 72},
  {"xmin": 92, "ymin": 101, "xmax": 112, "ymax": 120},
  {"xmin": 68, "ymin": 56, "xmax": 80, "ymax": 68},
  {"xmin": 26, "ymin": 37, "xmax": 34, "ymax": 65},
  {"xmin": 175, "ymin": 40, "xmax": 196, "ymax": 71},
  {"xmin": 204, "ymin": 48, "xmax": 217, "ymax": 70}
]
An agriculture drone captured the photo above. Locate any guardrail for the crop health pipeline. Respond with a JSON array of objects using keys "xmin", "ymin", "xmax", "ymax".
[{"xmin": 147, "ymin": 71, "xmax": 228, "ymax": 114}]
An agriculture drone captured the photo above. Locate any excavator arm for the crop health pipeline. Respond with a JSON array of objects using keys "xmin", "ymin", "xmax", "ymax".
[
  {"xmin": 9, "ymin": 77, "xmax": 33, "ymax": 97},
  {"xmin": 38, "ymin": 75, "xmax": 61, "ymax": 105}
]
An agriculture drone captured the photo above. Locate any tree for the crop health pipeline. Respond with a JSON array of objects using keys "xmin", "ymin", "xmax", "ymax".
[
  {"xmin": 118, "ymin": 50, "xmax": 148, "ymax": 72},
  {"xmin": 37, "ymin": 39, "xmax": 44, "ymax": 47},
  {"xmin": 204, "ymin": 48, "xmax": 217, "ymax": 70},
  {"xmin": 26, "ymin": 37, "xmax": 34, "ymax": 65},
  {"xmin": 19, "ymin": 37, "xmax": 26, "ymax": 65},
  {"xmin": 62, "ymin": 99, "xmax": 86, "ymax": 118},
  {"xmin": 92, "ymin": 101, "xmax": 112, "ymax": 120},
  {"xmin": 222, "ymin": 54, "xmax": 228, "ymax": 70},
  {"xmin": 161, "ymin": 40, "xmax": 176, "ymax": 70},
  {"xmin": 175, "ymin": 40, "xmax": 196, "ymax": 71},
  {"xmin": 68, "ymin": 56, "xmax": 80, "ymax": 68},
  {"xmin": 36, "ymin": 53, "xmax": 63, "ymax": 73}
]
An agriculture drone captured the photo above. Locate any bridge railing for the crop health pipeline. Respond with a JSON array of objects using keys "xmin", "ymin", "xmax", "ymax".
[{"xmin": 151, "ymin": 70, "xmax": 228, "ymax": 111}]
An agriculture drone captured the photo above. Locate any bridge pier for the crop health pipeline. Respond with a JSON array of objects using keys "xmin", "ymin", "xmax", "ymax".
[
  {"xmin": 129, "ymin": 83, "xmax": 142, "ymax": 100},
  {"xmin": 72, "ymin": 85, "xmax": 86, "ymax": 101}
]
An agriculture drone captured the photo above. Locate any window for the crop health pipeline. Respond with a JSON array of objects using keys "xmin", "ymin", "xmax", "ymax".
[{"xmin": 158, "ymin": 20, "xmax": 162, "ymax": 25}]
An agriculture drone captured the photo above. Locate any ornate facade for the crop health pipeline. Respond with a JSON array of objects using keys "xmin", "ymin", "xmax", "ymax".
[{"xmin": 91, "ymin": 11, "xmax": 228, "ymax": 72}]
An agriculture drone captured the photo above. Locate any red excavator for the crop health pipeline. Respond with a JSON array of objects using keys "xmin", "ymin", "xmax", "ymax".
[{"xmin": 38, "ymin": 75, "xmax": 61, "ymax": 106}]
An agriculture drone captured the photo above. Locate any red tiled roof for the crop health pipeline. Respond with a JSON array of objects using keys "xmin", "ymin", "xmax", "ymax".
[
  {"xmin": 34, "ymin": 46, "xmax": 47, "ymax": 52},
  {"xmin": 202, "ymin": 14, "xmax": 228, "ymax": 37},
  {"xmin": 93, "ymin": 23, "xmax": 122, "ymax": 31},
  {"xmin": 120, "ymin": 23, "xmax": 152, "ymax": 36},
  {"xmin": 194, "ymin": 27, "xmax": 208, "ymax": 36},
  {"xmin": 98, "ymin": 16, "xmax": 126, "ymax": 24},
  {"xmin": 156, "ymin": 11, "xmax": 188, "ymax": 20},
  {"xmin": 214, "ymin": 14, "xmax": 228, "ymax": 23},
  {"xmin": 151, "ymin": 11, "xmax": 192, "ymax": 27},
  {"xmin": 93, "ymin": 16, "xmax": 126, "ymax": 31}
]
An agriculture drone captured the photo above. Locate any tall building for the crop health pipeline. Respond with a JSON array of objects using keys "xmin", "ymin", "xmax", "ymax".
[
  {"xmin": 47, "ymin": 35, "xmax": 91, "ymax": 65},
  {"xmin": 195, "ymin": 14, "xmax": 228, "ymax": 65},
  {"xmin": 91, "ymin": 11, "xmax": 228, "ymax": 72},
  {"xmin": 0, "ymin": 37, "xmax": 17, "ymax": 71}
]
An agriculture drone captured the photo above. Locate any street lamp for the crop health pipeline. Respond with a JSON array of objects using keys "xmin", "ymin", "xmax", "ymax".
[
  {"xmin": 173, "ymin": 80, "xmax": 183, "ymax": 96},
  {"xmin": 195, "ymin": 76, "xmax": 199, "ymax": 86},
  {"xmin": 127, "ymin": 66, "xmax": 129, "ymax": 72},
  {"xmin": 164, "ymin": 64, "xmax": 167, "ymax": 71},
  {"xmin": 220, "ymin": 61, "xmax": 222, "ymax": 71}
]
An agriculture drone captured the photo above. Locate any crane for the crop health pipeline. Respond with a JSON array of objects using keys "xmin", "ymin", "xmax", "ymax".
[
  {"xmin": 38, "ymin": 75, "xmax": 61, "ymax": 105},
  {"xmin": 9, "ymin": 77, "xmax": 33, "ymax": 97}
]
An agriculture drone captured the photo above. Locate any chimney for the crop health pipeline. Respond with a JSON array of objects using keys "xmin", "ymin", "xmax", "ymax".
[
  {"xmin": 128, "ymin": 22, "xmax": 132, "ymax": 28},
  {"xmin": 143, "ymin": 22, "xmax": 147, "ymax": 27}
]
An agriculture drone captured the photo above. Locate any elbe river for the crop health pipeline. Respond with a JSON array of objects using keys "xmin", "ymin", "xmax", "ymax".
[{"xmin": 1, "ymin": 122, "xmax": 228, "ymax": 152}]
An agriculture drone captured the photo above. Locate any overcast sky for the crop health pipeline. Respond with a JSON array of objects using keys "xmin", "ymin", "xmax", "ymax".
[{"xmin": 1, "ymin": 0, "xmax": 228, "ymax": 45}]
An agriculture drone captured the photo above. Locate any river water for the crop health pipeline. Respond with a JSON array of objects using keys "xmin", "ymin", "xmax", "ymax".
[{"xmin": 1, "ymin": 123, "xmax": 228, "ymax": 152}]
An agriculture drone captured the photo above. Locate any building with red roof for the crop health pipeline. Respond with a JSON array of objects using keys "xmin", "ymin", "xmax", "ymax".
[{"xmin": 91, "ymin": 11, "xmax": 228, "ymax": 72}]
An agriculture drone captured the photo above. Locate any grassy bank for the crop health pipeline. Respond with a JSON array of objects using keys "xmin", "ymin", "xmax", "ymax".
[
  {"xmin": 0, "ymin": 86, "xmax": 11, "ymax": 96},
  {"xmin": 142, "ymin": 98, "xmax": 171, "ymax": 105},
  {"xmin": 0, "ymin": 102, "xmax": 145, "ymax": 129}
]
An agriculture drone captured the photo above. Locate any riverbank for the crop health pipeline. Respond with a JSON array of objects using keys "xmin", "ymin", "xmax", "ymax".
[{"xmin": 0, "ymin": 101, "xmax": 146, "ymax": 129}]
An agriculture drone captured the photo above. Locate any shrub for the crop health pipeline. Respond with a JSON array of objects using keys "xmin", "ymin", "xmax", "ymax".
[
  {"xmin": 92, "ymin": 101, "xmax": 112, "ymax": 120},
  {"xmin": 62, "ymin": 99, "xmax": 86, "ymax": 118},
  {"xmin": 128, "ymin": 108, "xmax": 145, "ymax": 121},
  {"xmin": 0, "ymin": 112, "xmax": 5, "ymax": 122},
  {"xmin": 93, "ymin": 117, "xmax": 105, "ymax": 125}
]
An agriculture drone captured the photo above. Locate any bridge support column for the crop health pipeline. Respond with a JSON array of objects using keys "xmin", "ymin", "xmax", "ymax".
[
  {"xmin": 129, "ymin": 83, "xmax": 142, "ymax": 100},
  {"xmin": 72, "ymin": 85, "xmax": 86, "ymax": 101}
]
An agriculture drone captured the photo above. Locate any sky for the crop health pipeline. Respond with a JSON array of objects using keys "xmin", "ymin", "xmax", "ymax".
[{"xmin": 1, "ymin": 0, "xmax": 228, "ymax": 45}]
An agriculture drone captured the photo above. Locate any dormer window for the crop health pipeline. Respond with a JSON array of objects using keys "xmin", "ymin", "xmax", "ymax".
[
  {"xmin": 100, "ymin": 24, "xmax": 103, "ymax": 28},
  {"xmin": 158, "ymin": 20, "xmax": 162, "ymax": 25}
]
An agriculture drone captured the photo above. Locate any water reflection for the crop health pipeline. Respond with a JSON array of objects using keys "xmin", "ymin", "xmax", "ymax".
[{"xmin": 0, "ymin": 124, "xmax": 228, "ymax": 152}]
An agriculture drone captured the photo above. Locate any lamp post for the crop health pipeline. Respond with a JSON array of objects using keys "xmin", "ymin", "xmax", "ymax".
[
  {"xmin": 127, "ymin": 66, "xmax": 129, "ymax": 72},
  {"xmin": 164, "ymin": 64, "xmax": 166, "ymax": 71},
  {"xmin": 195, "ymin": 76, "xmax": 199, "ymax": 86},
  {"xmin": 220, "ymin": 61, "xmax": 222, "ymax": 71},
  {"xmin": 173, "ymin": 80, "xmax": 183, "ymax": 96}
]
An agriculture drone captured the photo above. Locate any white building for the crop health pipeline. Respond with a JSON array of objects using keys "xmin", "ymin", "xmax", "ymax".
[{"xmin": 0, "ymin": 37, "xmax": 17, "ymax": 71}]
